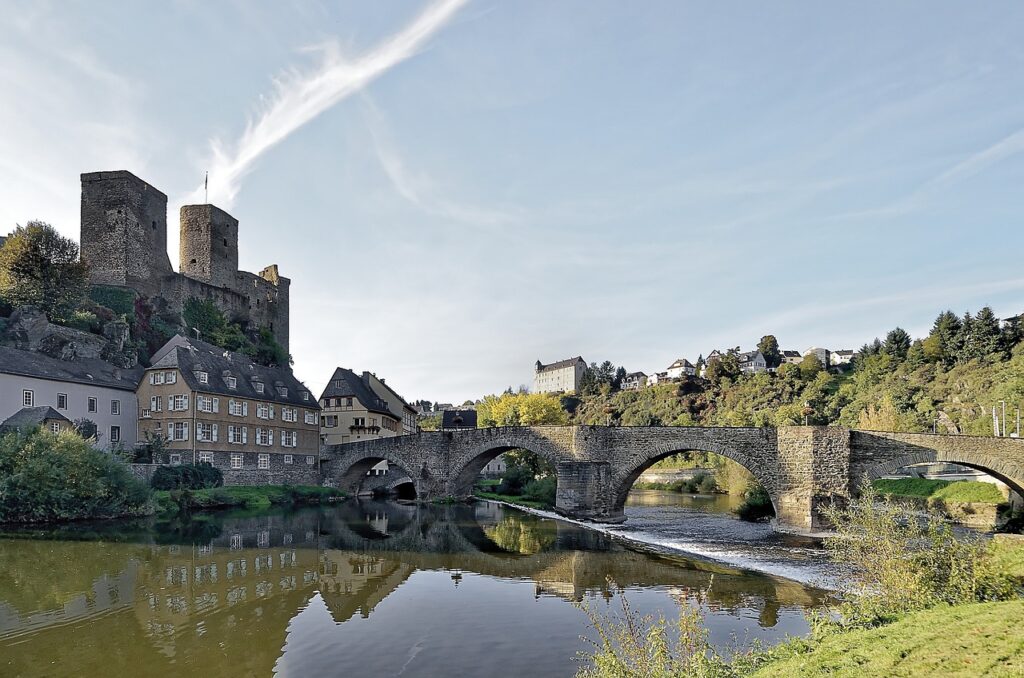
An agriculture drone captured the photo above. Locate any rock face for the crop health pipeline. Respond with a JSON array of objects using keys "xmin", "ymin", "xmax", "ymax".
[{"xmin": 1, "ymin": 306, "xmax": 136, "ymax": 367}]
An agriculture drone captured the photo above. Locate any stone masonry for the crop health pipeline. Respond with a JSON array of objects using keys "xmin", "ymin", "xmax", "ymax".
[
  {"xmin": 80, "ymin": 170, "xmax": 290, "ymax": 351},
  {"xmin": 322, "ymin": 425, "xmax": 1024, "ymax": 532}
]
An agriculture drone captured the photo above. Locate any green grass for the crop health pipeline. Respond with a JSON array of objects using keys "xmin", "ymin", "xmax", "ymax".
[
  {"xmin": 154, "ymin": 485, "xmax": 345, "ymax": 513},
  {"xmin": 750, "ymin": 600, "xmax": 1024, "ymax": 677},
  {"xmin": 988, "ymin": 537, "xmax": 1024, "ymax": 583},
  {"xmin": 474, "ymin": 491, "xmax": 551, "ymax": 510},
  {"xmin": 872, "ymin": 477, "xmax": 1006, "ymax": 504}
]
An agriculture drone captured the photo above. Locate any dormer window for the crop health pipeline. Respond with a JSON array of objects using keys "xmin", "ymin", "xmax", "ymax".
[
  {"xmin": 225, "ymin": 376, "xmax": 237, "ymax": 389},
  {"xmin": 302, "ymin": 392, "xmax": 309, "ymax": 401},
  {"xmin": 254, "ymin": 382, "xmax": 264, "ymax": 394},
  {"xmin": 277, "ymin": 387, "xmax": 288, "ymax": 398},
  {"xmin": 195, "ymin": 371, "xmax": 208, "ymax": 384}
]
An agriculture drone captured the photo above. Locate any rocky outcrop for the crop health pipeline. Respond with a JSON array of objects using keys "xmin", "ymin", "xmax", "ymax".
[{"xmin": 1, "ymin": 306, "xmax": 137, "ymax": 367}]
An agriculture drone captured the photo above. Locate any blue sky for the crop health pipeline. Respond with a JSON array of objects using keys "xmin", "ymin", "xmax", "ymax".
[{"xmin": 2, "ymin": 1, "xmax": 1023, "ymax": 404}]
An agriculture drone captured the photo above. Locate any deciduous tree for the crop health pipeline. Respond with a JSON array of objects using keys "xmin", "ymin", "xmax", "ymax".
[{"xmin": 0, "ymin": 221, "xmax": 88, "ymax": 322}]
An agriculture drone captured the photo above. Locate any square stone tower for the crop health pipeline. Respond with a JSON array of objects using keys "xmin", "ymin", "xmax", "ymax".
[
  {"xmin": 80, "ymin": 171, "xmax": 173, "ymax": 294},
  {"xmin": 179, "ymin": 204, "xmax": 239, "ymax": 289}
]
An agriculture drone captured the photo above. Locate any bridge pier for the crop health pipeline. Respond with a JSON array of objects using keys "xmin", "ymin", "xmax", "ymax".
[{"xmin": 554, "ymin": 461, "xmax": 623, "ymax": 522}]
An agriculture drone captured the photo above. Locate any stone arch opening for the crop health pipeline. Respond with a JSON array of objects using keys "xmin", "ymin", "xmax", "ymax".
[
  {"xmin": 335, "ymin": 455, "xmax": 418, "ymax": 499},
  {"xmin": 862, "ymin": 456, "xmax": 1024, "ymax": 500},
  {"xmin": 451, "ymin": 444, "xmax": 561, "ymax": 498},
  {"xmin": 612, "ymin": 447, "xmax": 779, "ymax": 519}
]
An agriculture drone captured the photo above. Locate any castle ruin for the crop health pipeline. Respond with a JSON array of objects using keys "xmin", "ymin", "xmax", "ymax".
[{"xmin": 80, "ymin": 170, "xmax": 289, "ymax": 352}]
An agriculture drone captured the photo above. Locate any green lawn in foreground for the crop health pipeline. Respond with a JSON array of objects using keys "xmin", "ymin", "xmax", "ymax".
[
  {"xmin": 872, "ymin": 477, "xmax": 1006, "ymax": 504},
  {"xmin": 154, "ymin": 485, "xmax": 344, "ymax": 512},
  {"xmin": 752, "ymin": 600, "xmax": 1024, "ymax": 678}
]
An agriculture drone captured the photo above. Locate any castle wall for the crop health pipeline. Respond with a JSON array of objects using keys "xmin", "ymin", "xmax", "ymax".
[
  {"xmin": 80, "ymin": 171, "xmax": 173, "ymax": 295},
  {"xmin": 179, "ymin": 205, "xmax": 239, "ymax": 289}
]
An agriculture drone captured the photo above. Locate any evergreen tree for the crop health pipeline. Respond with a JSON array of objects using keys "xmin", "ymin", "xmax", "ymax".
[
  {"xmin": 971, "ymin": 306, "xmax": 1002, "ymax": 358},
  {"xmin": 882, "ymin": 327, "xmax": 911, "ymax": 360},
  {"xmin": 1001, "ymin": 313, "xmax": 1024, "ymax": 353},
  {"xmin": 956, "ymin": 311, "xmax": 975, "ymax": 363},
  {"xmin": 925, "ymin": 310, "xmax": 963, "ymax": 365}
]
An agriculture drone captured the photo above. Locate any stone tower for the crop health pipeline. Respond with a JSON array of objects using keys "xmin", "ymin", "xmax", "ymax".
[
  {"xmin": 179, "ymin": 204, "xmax": 239, "ymax": 289},
  {"xmin": 80, "ymin": 171, "xmax": 173, "ymax": 294}
]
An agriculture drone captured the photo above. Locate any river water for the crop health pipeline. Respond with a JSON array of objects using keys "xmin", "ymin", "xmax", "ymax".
[{"xmin": 0, "ymin": 494, "xmax": 831, "ymax": 677}]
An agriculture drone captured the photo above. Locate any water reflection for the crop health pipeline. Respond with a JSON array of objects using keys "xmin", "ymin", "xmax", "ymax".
[{"xmin": 0, "ymin": 500, "xmax": 829, "ymax": 678}]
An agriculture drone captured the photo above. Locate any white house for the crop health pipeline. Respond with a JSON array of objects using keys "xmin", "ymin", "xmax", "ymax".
[
  {"xmin": 831, "ymin": 349, "xmax": 855, "ymax": 366},
  {"xmin": 803, "ymin": 347, "xmax": 831, "ymax": 368},
  {"xmin": 533, "ymin": 357, "xmax": 586, "ymax": 393},
  {"xmin": 621, "ymin": 372, "xmax": 647, "ymax": 390},
  {"xmin": 780, "ymin": 350, "xmax": 803, "ymax": 365},
  {"xmin": 0, "ymin": 346, "xmax": 142, "ymax": 450},
  {"xmin": 666, "ymin": 359, "xmax": 696, "ymax": 379},
  {"xmin": 738, "ymin": 350, "xmax": 768, "ymax": 373}
]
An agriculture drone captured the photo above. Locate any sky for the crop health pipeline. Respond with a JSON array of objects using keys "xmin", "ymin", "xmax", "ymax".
[{"xmin": 2, "ymin": 1, "xmax": 1024, "ymax": 404}]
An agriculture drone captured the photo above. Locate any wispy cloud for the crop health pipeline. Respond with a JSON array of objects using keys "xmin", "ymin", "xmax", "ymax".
[
  {"xmin": 187, "ymin": 0, "xmax": 469, "ymax": 207},
  {"xmin": 362, "ymin": 100, "xmax": 520, "ymax": 227}
]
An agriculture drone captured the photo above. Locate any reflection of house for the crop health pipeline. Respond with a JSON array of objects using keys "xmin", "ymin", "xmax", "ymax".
[
  {"xmin": 318, "ymin": 551, "xmax": 415, "ymax": 621},
  {"xmin": 0, "ymin": 406, "xmax": 73, "ymax": 435},
  {"xmin": 533, "ymin": 357, "xmax": 586, "ymax": 393},
  {"xmin": 666, "ymin": 359, "xmax": 696, "ymax": 379},
  {"xmin": 442, "ymin": 409, "xmax": 477, "ymax": 429},
  {"xmin": 0, "ymin": 345, "xmax": 141, "ymax": 450},
  {"xmin": 620, "ymin": 372, "xmax": 647, "ymax": 390}
]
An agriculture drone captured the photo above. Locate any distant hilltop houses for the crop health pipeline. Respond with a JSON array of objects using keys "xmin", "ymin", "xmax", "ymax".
[{"xmin": 533, "ymin": 345, "xmax": 857, "ymax": 394}]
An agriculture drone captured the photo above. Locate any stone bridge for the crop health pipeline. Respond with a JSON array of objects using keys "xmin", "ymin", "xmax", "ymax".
[{"xmin": 321, "ymin": 426, "xmax": 1024, "ymax": 531}]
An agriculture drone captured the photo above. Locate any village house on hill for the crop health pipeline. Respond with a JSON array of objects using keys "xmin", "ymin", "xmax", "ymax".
[
  {"xmin": 533, "ymin": 357, "xmax": 586, "ymax": 393},
  {"xmin": 621, "ymin": 372, "xmax": 647, "ymax": 391},
  {"xmin": 738, "ymin": 350, "xmax": 767, "ymax": 373},
  {"xmin": 666, "ymin": 359, "xmax": 696, "ymax": 379},
  {"xmin": 137, "ymin": 336, "xmax": 320, "ymax": 482}
]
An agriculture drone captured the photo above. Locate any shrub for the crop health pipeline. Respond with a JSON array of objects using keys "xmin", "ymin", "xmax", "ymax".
[
  {"xmin": 523, "ymin": 476, "xmax": 557, "ymax": 506},
  {"xmin": 736, "ymin": 484, "xmax": 775, "ymax": 522},
  {"xmin": 697, "ymin": 472, "xmax": 718, "ymax": 494},
  {"xmin": 61, "ymin": 310, "xmax": 101, "ymax": 333},
  {"xmin": 498, "ymin": 465, "xmax": 534, "ymax": 496},
  {"xmin": 150, "ymin": 463, "xmax": 223, "ymax": 491},
  {"xmin": 89, "ymin": 285, "xmax": 137, "ymax": 317},
  {"xmin": 0, "ymin": 429, "xmax": 151, "ymax": 522}
]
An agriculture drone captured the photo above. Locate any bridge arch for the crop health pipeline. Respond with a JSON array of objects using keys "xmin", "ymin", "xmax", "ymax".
[
  {"xmin": 328, "ymin": 448, "xmax": 424, "ymax": 498},
  {"xmin": 448, "ymin": 429, "xmax": 575, "ymax": 497},
  {"xmin": 609, "ymin": 436, "xmax": 780, "ymax": 517}
]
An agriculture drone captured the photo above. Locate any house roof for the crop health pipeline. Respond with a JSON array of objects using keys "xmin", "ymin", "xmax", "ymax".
[
  {"xmin": 781, "ymin": 350, "xmax": 801, "ymax": 358},
  {"xmin": 536, "ymin": 356, "xmax": 586, "ymax": 373},
  {"xmin": 738, "ymin": 350, "xmax": 765, "ymax": 363},
  {"xmin": 370, "ymin": 374, "xmax": 417, "ymax": 414},
  {"xmin": 319, "ymin": 367, "xmax": 397, "ymax": 418},
  {"xmin": 442, "ymin": 410, "xmax": 478, "ymax": 429},
  {"xmin": 667, "ymin": 359, "xmax": 693, "ymax": 369},
  {"xmin": 833, "ymin": 349, "xmax": 855, "ymax": 356},
  {"xmin": 0, "ymin": 345, "xmax": 143, "ymax": 392},
  {"xmin": 1, "ymin": 406, "xmax": 72, "ymax": 431},
  {"xmin": 625, "ymin": 371, "xmax": 647, "ymax": 378},
  {"xmin": 150, "ymin": 335, "xmax": 318, "ymax": 409}
]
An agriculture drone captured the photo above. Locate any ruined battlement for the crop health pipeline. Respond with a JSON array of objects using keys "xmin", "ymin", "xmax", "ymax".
[{"xmin": 79, "ymin": 171, "xmax": 290, "ymax": 352}]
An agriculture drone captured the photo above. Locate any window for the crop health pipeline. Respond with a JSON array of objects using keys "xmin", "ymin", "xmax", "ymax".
[
  {"xmin": 142, "ymin": 408, "xmax": 152, "ymax": 418},
  {"xmin": 353, "ymin": 417, "xmax": 366, "ymax": 427},
  {"xmin": 111, "ymin": 400, "xmax": 120, "ymax": 416},
  {"xmin": 225, "ymin": 376, "xmax": 236, "ymax": 389},
  {"xmin": 305, "ymin": 411, "xmax": 317, "ymax": 425},
  {"xmin": 321, "ymin": 415, "xmax": 338, "ymax": 428},
  {"xmin": 284, "ymin": 454, "xmax": 293, "ymax": 465},
  {"xmin": 254, "ymin": 382, "xmax": 264, "ymax": 394},
  {"xmin": 169, "ymin": 394, "xmax": 190, "ymax": 411},
  {"xmin": 110, "ymin": 426, "xmax": 120, "ymax": 443},
  {"xmin": 166, "ymin": 371, "xmax": 177, "ymax": 384},
  {"xmin": 50, "ymin": 422, "xmax": 61, "ymax": 434},
  {"xmin": 346, "ymin": 397, "xmax": 353, "ymax": 407},
  {"xmin": 196, "ymin": 422, "xmax": 217, "ymax": 442},
  {"xmin": 230, "ymin": 453, "xmax": 243, "ymax": 469},
  {"xmin": 199, "ymin": 452, "xmax": 214, "ymax": 464},
  {"xmin": 197, "ymin": 395, "xmax": 219, "ymax": 413},
  {"xmin": 256, "ymin": 403, "xmax": 274, "ymax": 420},
  {"xmin": 88, "ymin": 397, "xmax": 97, "ymax": 413},
  {"xmin": 306, "ymin": 456, "xmax": 315, "ymax": 465},
  {"xmin": 151, "ymin": 372, "xmax": 164, "ymax": 385},
  {"xmin": 57, "ymin": 393, "xmax": 67, "ymax": 410},
  {"xmin": 168, "ymin": 421, "xmax": 189, "ymax": 441},
  {"xmin": 229, "ymin": 400, "xmax": 247, "ymax": 417},
  {"xmin": 281, "ymin": 430, "xmax": 296, "ymax": 447},
  {"xmin": 258, "ymin": 453, "xmax": 270, "ymax": 470},
  {"xmin": 22, "ymin": 390, "xmax": 33, "ymax": 407},
  {"xmin": 170, "ymin": 453, "xmax": 182, "ymax": 466},
  {"xmin": 282, "ymin": 407, "xmax": 297, "ymax": 423},
  {"xmin": 302, "ymin": 392, "xmax": 309, "ymax": 401},
  {"xmin": 195, "ymin": 371, "xmax": 208, "ymax": 384},
  {"xmin": 256, "ymin": 428, "xmax": 272, "ymax": 446},
  {"xmin": 277, "ymin": 386, "xmax": 288, "ymax": 398}
]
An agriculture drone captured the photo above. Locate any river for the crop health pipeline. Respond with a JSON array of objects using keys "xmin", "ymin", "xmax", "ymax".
[{"xmin": 0, "ymin": 493, "xmax": 831, "ymax": 677}]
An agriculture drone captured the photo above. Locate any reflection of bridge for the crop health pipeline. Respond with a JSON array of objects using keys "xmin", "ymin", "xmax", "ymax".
[
  {"xmin": 323, "ymin": 426, "xmax": 1024, "ymax": 530},
  {"xmin": 0, "ymin": 501, "xmax": 825, "ymax": 676}
]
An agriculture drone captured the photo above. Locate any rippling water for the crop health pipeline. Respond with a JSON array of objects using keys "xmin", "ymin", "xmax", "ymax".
[{"xmin": 0, "ymin": 498, "xmax": 830, "ymax": 677}]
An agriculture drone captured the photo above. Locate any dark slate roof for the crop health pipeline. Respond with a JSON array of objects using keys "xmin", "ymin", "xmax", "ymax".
[
  {"xmin": 738, "ymin": 350, "xmax": 764, "ymax": 363},
  {"xmin": 536, "ymin": 356, "xmax": 586, "ymax": 373},
  {"xmin": 150, "ymin": 335, "xmax": 319, "ymax": 409},
  {"xmin": 1, "ymin": 406, "xmax": 72, "ymax": 431},
  {"xmin": 442, "ymin": 410, "xmax": 477, "ymax": 429},
  {"xmin": 372, "ymin": 375, "xmax": 416, "ymax": 414},
  {"xmin": 319, "ymin": 367, "xmax": 396, "ymax": 418},
  {"xmin": 625, "ymin": 371, "xmax": 647, "ymax": 379},
  {"xmin": 668, "ymin": 358, "xmax": 693, "ymax": 369},
  {"xmin": 0, "ymin": 346, "xmax": 143, "ymax": 392}
]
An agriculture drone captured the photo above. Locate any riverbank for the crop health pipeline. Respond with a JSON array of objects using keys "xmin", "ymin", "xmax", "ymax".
[
  {"xmin": 872, "ymin": 477, "xmax": 1007, "ymax": 528},
  {"xmin": 153, "ymin": 485, "xmax": 345, "ymax": 513}
]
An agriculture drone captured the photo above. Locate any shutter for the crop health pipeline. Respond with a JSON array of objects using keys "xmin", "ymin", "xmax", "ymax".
[
  {"xmin": 269, "ymin": 405, "xmax": 275, "ymax": 419},
  {"xmin": 151, "ymin": 396, "xmax": 157, "ymax": 410},
  {"xmin": 166, "ymin": 423, "xmax": 173, "ymax": 440},
  {"xmin": 269, "ymin": 429, "xmax": 274, "ymax": 446},
  {"xmin": 243, "ymin": 402, "xmax": 248, "ymax": 417},
  {"xmin": 213, "ymin": 397, "xmax": 219, "ymax": 414},
  {"xmin": 212, "ymin": 424, "xmax": 218, "ymax": 442},
  {"xmin": 196, "ymin": 422, "xmax": 201, "ymax": 439},
  {"xmin": 149, "ymin": 373, "xmax": 155, "ymax": 385},
  {"xmin": 184, "ymin": 424, "xmax": 189, "ymax": 441},
  {"xmin": 183, "ymin": 395, "xmax": 190, "ymax": 410},
  {"xmin": 243, "ymin": 426, "xmax": 248, "ymax": 444}
]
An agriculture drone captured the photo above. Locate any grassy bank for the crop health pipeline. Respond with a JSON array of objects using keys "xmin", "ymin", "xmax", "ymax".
[
  {"xmin": 872, "ymin": 477, "xmax": 1006, "ymax": 504},
  {"xmin": 474, "ymin": 491, "xmax": 552, "ymax": 511},
  {"xmin": 750, "ymin": 600, "xmax": 1024, "ymax": 677},
  {"xmin": 154, "ymin": 485, "xmax": 345, "ymax": 513}
]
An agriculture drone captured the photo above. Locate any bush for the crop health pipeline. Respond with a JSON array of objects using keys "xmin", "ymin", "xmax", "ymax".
[
  {"xmin": 0, "ymin": 429, "xmax": 151, "ymax": 522},
  {"xmin": 61, "ymin": 310, "xmax": 101, "ymax": 333},
  {"xmin": 736, "ymin": 484, "xmax": 775, "ymax": 522},
  {"xmin": 695, "ymin": 471, "xmax": 717, "ymax": 494},
  {"xmin": 89, "ymin": 285, "xmax": 137, "ymax": 317},
  {"xmin": 150, "ymin": 463, "xmax": 223, "ymax": 491},
  {"xmin": 523, "ymin": 476, "xmax": 557, "ymax": 506},
  {"xmin": 498, "ymin": 466, "xmax": 534, "ymax": 496}
]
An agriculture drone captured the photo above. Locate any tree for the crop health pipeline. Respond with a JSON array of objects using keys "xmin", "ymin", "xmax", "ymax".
[
  {"xmin": 757, "ymin": 335, "xmax": 781, "ymax": 369},
  {"xmin": 73, "ymin": 418, "xmax": 98, "ymax": 441},
  {"xmin": 1002, "ymin": 314, "xmax": 1024, "ymax": 354},
  {"xmin": 0, "ymin": 221, "xmax": 88, "ymax": 322},
  {"xmin": 705, "ymin": 348, "xmax": 740, "ymax": 383},
  {"xmin": 969, "ymin": 306, "xmax": 1002, "ymax": 359},
  {"xmin": 798, "ymin": 354, "xmax": 824, "ymax": 380},
  {"xmin": 881, "ymin": 327, "xmax": 911, "ymax": 361},
  {"xmin": 925, "ymin": 310, "xmax": 963, "ymax": 365}
]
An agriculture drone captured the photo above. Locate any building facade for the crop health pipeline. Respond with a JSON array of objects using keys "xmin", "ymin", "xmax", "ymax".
[
  {"xmin": 621, "ymin": 372, "xmax": 647, "ymax": 390},
  {"xmin": 831, "ymin": 349, "xmax": 855, "ymax": 366},
  {"xmin": 803, "ymin": 347, "xmax": 831, "ymax": 367},
  {"xmin": 780, "ymin": 350, "xmax": 803, "ymax": 365},
  {"xmin": 646, "ymin": 372, "xmax": 668, "ymax": 386},
  {"xmin": 0, "ymin": 346, "xmax": 141, "ymax": 450},
  {"xmin": 738, "ymin": 350, "xmax": 768, "ymax": 373},
  {"xmin": 666, "ymin": 359, "xmax": 696, "ymax": 379},
  {"xmin": 137, "ymin": 336, "xmax": 320, "ymax": 482},
  {"xmin": 318, "ymin": 368, "xmax": 417, "ymax": 446},
  {"xmin": 533, "ymin": 357, "xmax": 586, "ymax": 393}
]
